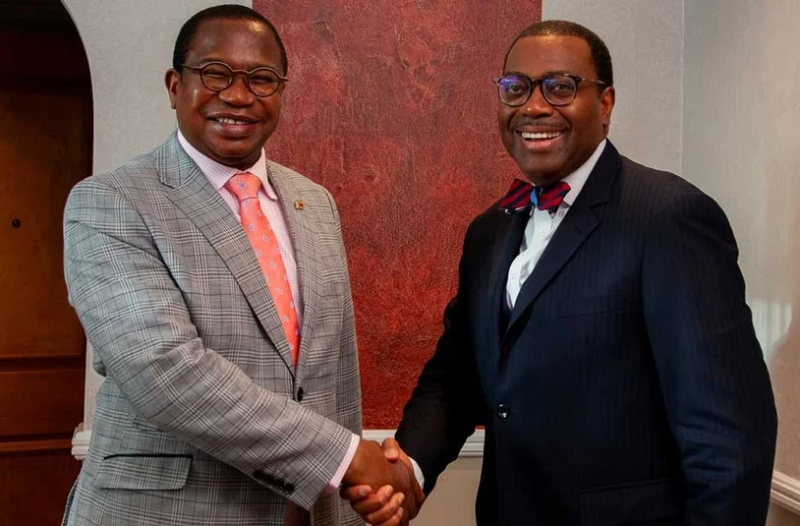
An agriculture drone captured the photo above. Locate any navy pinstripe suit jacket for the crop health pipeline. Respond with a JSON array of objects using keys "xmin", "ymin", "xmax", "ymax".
[{"xmin": 397, "ymin": 141, "xmax": 777, "ymax": 526}]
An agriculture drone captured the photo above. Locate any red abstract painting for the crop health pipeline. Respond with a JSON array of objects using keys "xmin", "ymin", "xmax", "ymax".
[{"xmin": 254, "ymin": 0, "xmax": 542, "ymax": 428}]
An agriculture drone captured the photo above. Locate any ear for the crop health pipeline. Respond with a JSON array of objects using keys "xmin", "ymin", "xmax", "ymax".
[
  {"xmin": 165, "ymin": 68, "xmax": 180, "ymax": 110},
  {"xmin": 600, "ymin": 85, "xmax": 615, "ymax": 129}
]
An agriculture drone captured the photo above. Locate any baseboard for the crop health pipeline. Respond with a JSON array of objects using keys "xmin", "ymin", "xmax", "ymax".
[
  {"xmin": 772, "ymin": 471, "xmax": 800, "ymax": 515},
  {"xmin": 71, "ymin": 426, "xmax": 800, "ymax": 516},
  {"xmin": 362, "ymin": 429, "xmax": 486, "ymax": 457}
]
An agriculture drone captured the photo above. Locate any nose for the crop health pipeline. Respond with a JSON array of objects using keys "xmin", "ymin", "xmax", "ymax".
[
  {"xmin": 218, "ymin": 73, "xmax": 255, "ymax": 106},
  {"xmin": 521, "ymin": 82, "xmax": 554, "ymax": 117}
]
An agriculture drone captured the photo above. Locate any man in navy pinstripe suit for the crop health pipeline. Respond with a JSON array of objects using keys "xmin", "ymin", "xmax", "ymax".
[{"xmin": 346, "ymin": 20, "xmax": 777, "ymax": 526}]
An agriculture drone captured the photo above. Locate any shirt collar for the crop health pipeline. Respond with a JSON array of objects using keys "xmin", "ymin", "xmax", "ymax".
[
  {"xmin": 555, "ymin": 139, "xmax": 606, "ymax": 207},
  {"xmin": 177, "ymin": 130, "xmax": 278, "ymax": 200}
]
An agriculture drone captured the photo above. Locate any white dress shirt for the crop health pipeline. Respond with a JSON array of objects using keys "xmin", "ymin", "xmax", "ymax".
[{"xmin": 506, "ymin": 139, "xmax": 606, "ymax": 308}]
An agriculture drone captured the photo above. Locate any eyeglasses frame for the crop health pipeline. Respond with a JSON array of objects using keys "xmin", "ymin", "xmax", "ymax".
[
  {"xmin": 493, "ymin": 72, "xmax": 608, "ymax": 107},
  {"xmin": 180, "ymin": 61, "xmax": 289, "ymax": 98}
]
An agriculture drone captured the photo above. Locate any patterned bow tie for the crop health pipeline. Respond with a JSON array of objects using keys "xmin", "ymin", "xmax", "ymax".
[{"xmin": 499, "ymin": 179, "xmax": 571, "ymax": 214}]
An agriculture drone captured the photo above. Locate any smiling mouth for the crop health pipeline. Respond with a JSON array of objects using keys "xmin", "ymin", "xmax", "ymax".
[
  {"xmin": 519, "ymin": 131, "xmax": 564, "ymax": 141},
  {"xmin": 211, "ymin": 117, "xmax": 254, "ymax": 125}
]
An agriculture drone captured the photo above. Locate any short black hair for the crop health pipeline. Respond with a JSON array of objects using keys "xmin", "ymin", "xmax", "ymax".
[
  {"xmin": 172, "ymin": 4, "xmax": 288, "ymax": 75},
  {"xmin": 504, "ymin": 20, "xmax": 613, "ymax": 87}
]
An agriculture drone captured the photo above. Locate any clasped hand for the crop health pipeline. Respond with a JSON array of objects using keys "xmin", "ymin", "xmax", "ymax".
[{"xmin": 341, "ymin": 438, "xmax": 425, "ymax": 525}]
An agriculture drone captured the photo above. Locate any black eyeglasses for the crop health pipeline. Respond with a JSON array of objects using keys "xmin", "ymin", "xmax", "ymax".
[
  {"xmin": 494, "ymin": 73, "xmax": 607, "ymax": 107},
  {"xmin": 181, "ymin": 61, "xmax": 288, "ymax": 98}
]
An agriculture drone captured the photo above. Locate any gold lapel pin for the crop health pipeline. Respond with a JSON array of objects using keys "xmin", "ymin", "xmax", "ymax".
[{"xmin": 294, "ymin": 200, "xmax": 305, "ymax": 211}]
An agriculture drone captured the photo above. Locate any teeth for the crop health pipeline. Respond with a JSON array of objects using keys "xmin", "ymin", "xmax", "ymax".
[
  {"xmin": 216, "ymin": 117, "xmax": 248, "ymax": 125},
  {"xmin": 520, "ymin": 131, "xmax": 561, "ymax": 140}
]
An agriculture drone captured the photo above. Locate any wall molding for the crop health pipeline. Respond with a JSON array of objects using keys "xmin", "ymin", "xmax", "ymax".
[
  {"xmin": 362, "ymin": 429, "xmax": 486, "ymax": 458},
  {"xmin": 71, "ymin": 426, "xmax": 799, "ymax": 516},
  {"xmin": 772, "ymin": 471, "xmax": 800, "ymax": 515},
  {"xmin": 0, "ymin": 438, "xmax": 73, "ymax": 454}
]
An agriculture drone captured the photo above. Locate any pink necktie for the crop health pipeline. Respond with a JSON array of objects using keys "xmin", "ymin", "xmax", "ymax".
[{"xmin": 226, "ymin": 172, "xmax": 300, "ymax": 365}]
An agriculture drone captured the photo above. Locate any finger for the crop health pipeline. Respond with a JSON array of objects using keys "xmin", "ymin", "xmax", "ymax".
[
  {"xmin": 366, "ymin": 492, "xmax": 404, "ymax": 525},
  {"xmin": 381, "ymin": 437, "xmax": 401, "ymax": 461},
  {"xmin": 375, "ymin": 505, "xmax": 404, "ymax": 526},
  {"xmin": 352, "ymin": 485, "xmax": 393, "ymax": 515},
  {"xmin": 340, "ymin": 484, "xmax": 372, "ymax": 502}
]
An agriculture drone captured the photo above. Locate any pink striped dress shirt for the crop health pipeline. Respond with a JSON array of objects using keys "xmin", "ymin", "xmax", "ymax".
[{"xmin": 178, "ymin": 131, "xmax": 303, "ymax": 323}]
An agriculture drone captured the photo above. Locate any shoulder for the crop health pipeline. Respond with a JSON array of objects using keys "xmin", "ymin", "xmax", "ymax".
[
  {"xmin": 266, "ymin": 159, "xmax": 339, "ymax": 215},
  {"xmin": 617, "ymin": 156, "xmax": 724, "ymax": 219},
  {"xmin": 267, "ymin": 159, "xmax": 329, "ymax": 195},
  {"xmin": 616, "ymin": 157, "xmax": 734, "ymax": 245},
  {"xmin": 620, "ymin": 157, "xmax": 699, "ymax": 198},
  {"xmin": 455, "ymin": 198, "xmax": 512, "ymax": 249},
  {"xmin": 66, "ymin": 147, "xmax": 162, "ymax": 213}
]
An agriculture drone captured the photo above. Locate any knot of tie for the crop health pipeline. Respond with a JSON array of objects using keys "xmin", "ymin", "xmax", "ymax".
[
  {"xmin": 499, "ymin": 179, "xmax": 571, "ymax": 214},
  {"xmin": 225, "ymin": 172, "xmax": 262, "ymax": 202}
]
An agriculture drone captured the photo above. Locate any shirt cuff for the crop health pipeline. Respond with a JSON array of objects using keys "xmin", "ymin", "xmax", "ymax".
[
  {"xmin": 409, "ymin": 456, "xmax": 425, "ymax": 491},
  {"xmin": 323, "ymin": 433, "xmax": 360, "ymax": 495}
]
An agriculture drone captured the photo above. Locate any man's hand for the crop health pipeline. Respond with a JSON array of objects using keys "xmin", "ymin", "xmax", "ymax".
[
  {"xmin": 342, "ymin": 439, "xmax": 395, "ymax": 489},
  {"xmin": 341, "ymin": 438, "xmax": 425, "ymax": 525}
]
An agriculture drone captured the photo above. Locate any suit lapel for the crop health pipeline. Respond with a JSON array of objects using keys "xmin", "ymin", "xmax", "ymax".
[
  {"xmin": 156, "ymin": 134, "xmax": 296, "ymax": 373},
  {"xmin": 508, "ymin": 143, "xmax": 622, "ymax": 330},
  {"xmin": 483, "ymin": 209, "xmax": 529, "ymax": 362},
  {"xmin": 266, "ymin": 163, "xmax": 321, "ymax": 385}
]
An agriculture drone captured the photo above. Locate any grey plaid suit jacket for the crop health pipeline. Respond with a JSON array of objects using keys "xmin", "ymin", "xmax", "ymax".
[{"xmin": 62, "ymin": 133, "xmax": 364, "ymax": 526}]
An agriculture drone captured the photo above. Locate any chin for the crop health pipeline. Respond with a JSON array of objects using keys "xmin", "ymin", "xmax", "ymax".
[{"xmin": 213, "ymin": 144, "xmax": 260, "ymax": 159}]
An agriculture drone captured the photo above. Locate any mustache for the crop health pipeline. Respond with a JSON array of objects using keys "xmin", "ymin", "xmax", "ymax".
[{"xmin": 510, "ymin": 117, "xmax": 568, "ymax": 130}]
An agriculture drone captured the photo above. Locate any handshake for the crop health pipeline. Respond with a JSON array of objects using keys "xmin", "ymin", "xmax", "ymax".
[{"xmin": 340, "ymin": 438, "xmax": 426, "ymax": 526}]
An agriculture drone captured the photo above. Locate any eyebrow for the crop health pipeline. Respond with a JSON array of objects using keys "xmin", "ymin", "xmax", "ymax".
[
  {"xmin": 503, "ymin": 70, "xmax": 573, "ymax": 77},
  {"xmin": 191, "ymin": 57, "xmax": 278, "ymax": 70}
]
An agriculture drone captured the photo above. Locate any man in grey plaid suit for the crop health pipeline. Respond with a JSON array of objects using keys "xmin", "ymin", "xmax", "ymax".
[{"xmin": 62, "ymin": 5, "xmax": 417, "ymax": 526}]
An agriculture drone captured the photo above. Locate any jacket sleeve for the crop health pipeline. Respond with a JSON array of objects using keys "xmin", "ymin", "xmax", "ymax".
[
  {"xmin": 325, "ymin": 190, "xmax": 362, "ymax": 438},
  {"xmin": 322, "ymin": 190, "xmax": 368, "ymax": 525},
  {"xmin": 642, "ymin": 189, "xmax": 777, "ymax": 525}
]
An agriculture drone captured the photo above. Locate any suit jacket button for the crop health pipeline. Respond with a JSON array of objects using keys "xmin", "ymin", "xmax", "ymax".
[
  {"xmin": 296, "ymin": 387, "xmax": 305, "ymax": 402},
  {"xmin": 497, "ymin": 404, "xmax": 510, "ymax": 419}
]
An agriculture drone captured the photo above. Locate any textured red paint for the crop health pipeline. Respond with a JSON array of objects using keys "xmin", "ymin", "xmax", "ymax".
[{"xmin": 254, "ymin": 1, "xmax": 542, "ymax": 428}]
